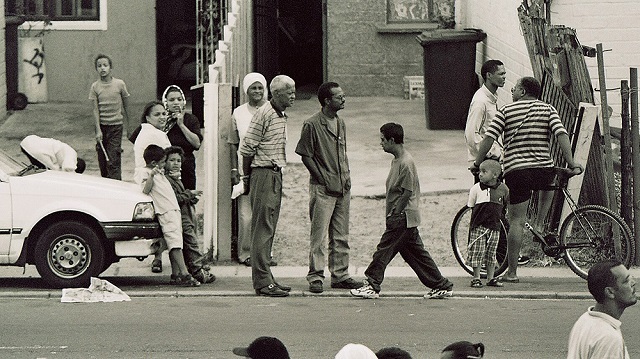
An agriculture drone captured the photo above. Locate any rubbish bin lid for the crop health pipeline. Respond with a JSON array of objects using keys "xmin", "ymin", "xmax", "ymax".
[
  {"xmin": 416, "ymin": 28, "xmax": 486, "ymax": 45},
  {"xmin": 5, "ymin": 15, "xmax": 26, "ymax": 26}
]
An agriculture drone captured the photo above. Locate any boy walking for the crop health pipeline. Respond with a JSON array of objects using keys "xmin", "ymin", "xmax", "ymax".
[
  {"xmin": 467, "ymin": 159, "xmax": 508, "ymax": 288},
  {"xmin": 90, "ymin": 54, "xmax": 130, "ymax": 180},
  {"xmin": 351, "ymin": 123, "xmax": 453, "ymax": 299},
  {"xmin": 164, "ymin": 146, "xmax": 216, "ymax": 284},
  {"xmin": 135, "ymin": 144, "xmax": 200, "ymax": 286}
]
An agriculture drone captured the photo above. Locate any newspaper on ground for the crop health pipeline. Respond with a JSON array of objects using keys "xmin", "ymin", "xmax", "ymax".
[{"xmin": 61, "ymin": 277, "xmax": 131, "ymax": 303}]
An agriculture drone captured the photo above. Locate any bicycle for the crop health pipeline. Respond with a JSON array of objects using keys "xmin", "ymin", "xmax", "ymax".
[{"xmin": 451, "ymin": 167, "xmax": 634, "ymax": 280}]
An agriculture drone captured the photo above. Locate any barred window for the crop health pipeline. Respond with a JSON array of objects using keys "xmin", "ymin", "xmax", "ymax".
[{"xmin": 7, "ymin": 0, "xmax": 100, "ymax": 21}]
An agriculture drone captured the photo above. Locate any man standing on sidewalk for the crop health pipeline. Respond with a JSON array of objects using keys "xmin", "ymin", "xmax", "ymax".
[
  {"xmin": 295, "ymin": 82, "xmax": 360, "ymax": 293},
  {"xmin": 567, "ymin": 260, "xmax": 636, "ymax": 358},
  {"xmin": 351, "ymin": 122, "xmax": 453, "ymax": 299},
  {"xmin": 240, "ymin": 75, "xmax": 296, "ymax": 297}
]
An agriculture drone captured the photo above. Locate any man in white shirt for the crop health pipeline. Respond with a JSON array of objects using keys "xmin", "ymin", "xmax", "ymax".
[
  {"xmin": 567, "ymin": 260, "xmax": 636, "ymax": 358},
  {"xmin": 20, "ymin": 135, "xmax": 85, "ymax": 173}
]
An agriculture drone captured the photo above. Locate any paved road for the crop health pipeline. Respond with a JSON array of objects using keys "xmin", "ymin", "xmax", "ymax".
[{"xmin": 1, "ymin": 296, "xmax": 639, "ymax": 358}]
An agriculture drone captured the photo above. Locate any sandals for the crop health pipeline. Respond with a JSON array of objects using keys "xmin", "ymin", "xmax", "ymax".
[
  {"xmin": 486, "ymin": 278, "xmax": 504, "ymax": 287},
  {"xmin": 151, "ymin": 259, "xmax": 162, "ymax": 273},
  {"xmin": 470, "ymin": 279, "xmax": 483, "ymax": 288},
  {"xmin": 170, "ymin": 274, "xmax": 201, "ymax": 287}
]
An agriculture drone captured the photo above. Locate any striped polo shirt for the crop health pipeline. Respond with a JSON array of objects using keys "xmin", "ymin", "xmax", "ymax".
[
  {"xmin": 485, "ymin": 99, "xmax": 568, "ymax": 174},
  {"xmin": 239, "ymin": 100, "xmax": 288, "ymax": 168}
]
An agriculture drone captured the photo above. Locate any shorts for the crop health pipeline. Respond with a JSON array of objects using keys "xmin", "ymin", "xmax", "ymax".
[
  {"xmin": 156, "ymin": 210, "xmax": 183, "ymax": 250},
  {"xmin": 504, "ymin": 167, "xmax": 555, "ymax": 205},
  {"xmin": 467, "ymin": 225, "xmax": 499, "ymax": 268}
]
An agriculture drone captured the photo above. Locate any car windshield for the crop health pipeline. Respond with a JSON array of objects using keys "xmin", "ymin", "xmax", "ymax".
[{"xmin": 0, "ymin": 148, "xmax": 37, "ymax": 176}]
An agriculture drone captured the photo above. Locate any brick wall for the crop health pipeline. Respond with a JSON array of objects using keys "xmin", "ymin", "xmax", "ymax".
[
  {"xmin": 327, "ymin": 0, "xmax": 455, "ymax": 96},
  {"xmin": 459, "ymin": 0, "xmax": 640, "ymax": 127}
]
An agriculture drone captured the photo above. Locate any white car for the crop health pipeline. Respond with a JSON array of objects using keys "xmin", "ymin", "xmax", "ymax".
[{"xmin": 0, "ymin": 149, "xmax": 161, "ymax": 288}]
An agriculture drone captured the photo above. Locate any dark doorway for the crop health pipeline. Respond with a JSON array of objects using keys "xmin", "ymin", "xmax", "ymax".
[
  {"xmin": 254, "ymin": 0, "xmax": 324, "ymax": 95},
  {"xmin": 155, "ymin": 0, "xmax": 197, "ymax": 98}
]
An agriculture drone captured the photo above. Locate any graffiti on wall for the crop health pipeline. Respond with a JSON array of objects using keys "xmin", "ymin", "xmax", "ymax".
[
  {"xmin": 387, "ymin": 0, "xmax": 431, "ymax": 23},
  {"xmin": 23, "ymin": 48, "xmax": 45, "ymax": 84}
]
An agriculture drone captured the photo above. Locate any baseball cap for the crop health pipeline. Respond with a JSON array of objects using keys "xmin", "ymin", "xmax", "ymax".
[{"xmin": 232, "ymin": 336, "xmax": 290, "ymax": 359}]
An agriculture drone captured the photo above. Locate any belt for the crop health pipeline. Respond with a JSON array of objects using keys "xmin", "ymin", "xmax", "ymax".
[{"xmin": 255, "ymin": 164, "xmax": 281, "ymax": 172}]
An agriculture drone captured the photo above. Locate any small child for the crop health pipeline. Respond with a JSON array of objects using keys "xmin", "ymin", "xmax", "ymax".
[
  {"xmin": 135, "ymin": 144, "xmax": 200, "ymax": 286},
  {"xmin": 89, "ymin": 54, "xmax": 130, "ymax": 180},
  {"xmin": 467, "ymin": 158, "xmax": 509, "ymax": 288},
  {"xmin": 164, "ymin": 146, "xmax": 216, "ymax": 284}
]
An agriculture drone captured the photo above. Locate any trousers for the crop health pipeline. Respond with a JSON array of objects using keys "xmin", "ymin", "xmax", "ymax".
[{"xmin": 96, "ymin": 123, "xmax": 122, "ymax": 180}]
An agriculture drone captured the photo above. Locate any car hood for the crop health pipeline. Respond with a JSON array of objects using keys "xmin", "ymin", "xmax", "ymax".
[{"xmin": 10, "ymin": 170, "xmax": 151, "ymax": 202}]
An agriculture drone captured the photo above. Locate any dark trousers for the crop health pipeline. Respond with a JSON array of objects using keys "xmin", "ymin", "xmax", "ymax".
[
  {"xmin": 181, "ymin": 206, "xmax": 205, "ymax": 274},
  {"xmin": 96, "ymin": 124, "xmax": 122, "ymax": 180},
  {"xmin": 364, "ymin": 213, "xmax": 452, "ymax": 293},
  {"xmin": 181, "ymin": 152, "xmax": 197, "ymax": 190},
  {"xmin": 249, "ymin": 168, "xmax": 282, "ymax": 289}
]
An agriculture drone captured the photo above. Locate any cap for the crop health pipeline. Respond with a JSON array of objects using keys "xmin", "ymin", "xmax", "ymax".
[{"xmin": 232, "ymin": 336, "xmax": 290, "ymax": 359}]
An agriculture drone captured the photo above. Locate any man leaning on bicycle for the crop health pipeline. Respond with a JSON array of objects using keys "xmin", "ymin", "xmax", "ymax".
[{"xmin": 471, "ymin": 76, "xmax": 583, "ymax": 283}]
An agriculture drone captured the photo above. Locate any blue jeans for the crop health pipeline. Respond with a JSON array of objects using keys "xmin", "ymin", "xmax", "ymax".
[
  {"xmin": 364, "ymin": 213, "xmax": 452, "ymax": 293},
  {"xmin": 306, "ymin": 184, "xmax": 351, "ymax": 284}
]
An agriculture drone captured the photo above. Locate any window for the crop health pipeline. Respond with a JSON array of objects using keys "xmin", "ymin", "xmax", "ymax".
[{"xmin": 7, "ymin": 0, "xmax": 107, "ymax": 30}]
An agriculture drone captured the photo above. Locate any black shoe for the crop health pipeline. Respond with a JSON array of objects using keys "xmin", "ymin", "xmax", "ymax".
[
  {"xmin": 274, "ymin": 282, "xmax": 291, "ymax": 292},
  {"xmin": 240, "ymin": 258, "xmax": 251, "ymax": 267},
  {"xmin": 518, "ymin": 256, "xmax": 531, "ymax": 266},
  {"xmin": 331, "ymin": 278, "xmax": 362, "ymax": 289},
  {"xmin": 256, "ymin": 284, "xmax": 289, "ymax": 297},
  {"xmin": 309, "ymin": 280, "xmax": 323, "ymax": 293}
]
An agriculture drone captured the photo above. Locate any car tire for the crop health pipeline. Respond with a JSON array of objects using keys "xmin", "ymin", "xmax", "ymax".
[{"xmin": 34, "ymin": 221, "xmax": 105, "ymax": 288}]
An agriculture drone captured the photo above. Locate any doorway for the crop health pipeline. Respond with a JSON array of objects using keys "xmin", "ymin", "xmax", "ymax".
[{"xmin": 254, "ymin": 0, "xmax": 324, "ymax": 96}]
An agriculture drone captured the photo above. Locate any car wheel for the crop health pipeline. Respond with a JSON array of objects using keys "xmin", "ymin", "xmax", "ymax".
[{"xmin": 34, "ymin": 221, "xmax": 105, "ymax": 288}]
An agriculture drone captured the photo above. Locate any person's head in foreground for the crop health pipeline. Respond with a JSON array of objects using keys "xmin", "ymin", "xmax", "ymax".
[
  {"xmin": 334, "ymin": 343, "xmax": 377, "ymax": 359},
  {"xmin": 440, "ymin": 341, "xmax": 484, "ymax": 359},
  {"xmin": 376, "ymin": 346, "xmax": 412, "ymax": 359},
  {"xmin": 232, "ymin": 336, "xmax": 290, "ymax": 359},
  {"xmin": 588, "ymin": 260, "xmax": 636, "ymax": 319}
]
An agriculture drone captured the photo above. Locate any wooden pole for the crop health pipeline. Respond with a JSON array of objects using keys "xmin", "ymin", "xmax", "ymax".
[
  {"xmin": 621, "ymin": 80, "xmax": 633, "ymax": 230},
  {"xmin": 630, "ymin": 68, "xmax": 640, "ymax": 264},
  {"xmin": 596, "ymin": 43, "xmax": 617, "ymax": 212}
]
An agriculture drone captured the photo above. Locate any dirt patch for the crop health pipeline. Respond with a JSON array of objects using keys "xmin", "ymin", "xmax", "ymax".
[{"xmin": 271, "ymin": 163, "xmax": 468, "ymax": 267}]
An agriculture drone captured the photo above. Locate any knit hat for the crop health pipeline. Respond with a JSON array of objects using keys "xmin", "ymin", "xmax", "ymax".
[
  {"xmin": 334, "ymin": 343, "xmax": 378, "ymax": 359},
  {"xmin": 242, "ymin": 72, "xmax": 267, "ymax": 95}
]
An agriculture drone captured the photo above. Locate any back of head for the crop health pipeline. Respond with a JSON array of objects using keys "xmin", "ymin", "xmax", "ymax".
[
  {"xmin": 75, "ymin": 158, "xmax": 86, "ymax": 173},
  {"xmin": 143, "ymin": 144, "xmax": 165, "ymax": 165},
  {"xmin": 441, "ymin": 341, "xmax": 484, "ymax": 359},
  {"xmin": 232, "ymin": 336, "xmax": 290, "ymax": 359},
  {"xmin": 588, "ymin": 260, "xmax": 622, "ymax": 303},
  {"xmin": 335, "ymin": 343, "xmax": 377, "ymax": 359},
  {"xmin": 519, "ymin": 76, "xmax": 541, "ymax": 98},
  {"xmin": 380, "ymin": 122, "xmax": 404, "ymax": 144},
  {"xmin": 270, "ymin": 75, "xmax": 295, "ymax": 93},
  {"xmin": 480, "ymin": 60, "xmax": 503, "ymax": 81},
  {"xmin": 376, "ymin": 346, "xmax": 412, "ymax": 359},
  {"xmin": 317, "ymin": 81, "xmax": 340, "ymax": 106}
]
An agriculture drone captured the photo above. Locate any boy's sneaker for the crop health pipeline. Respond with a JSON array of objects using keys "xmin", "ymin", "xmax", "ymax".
[
  {"xmin": 193, "ymin": 269, "xmax": 216, "ymax": 284},
  {"xmin": 424, "ymin": 287, "xmax": 453, "ymax": 299},
  {"xmin": 350, "ymin": 281, "xmax": 379, "ymax": 299},
  {"xmin": 518, "ymin": 256, "xmax": 531, "ymax": 265}
]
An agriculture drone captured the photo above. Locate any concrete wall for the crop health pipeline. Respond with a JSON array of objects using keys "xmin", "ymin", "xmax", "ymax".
[
  {"xmin": 458, "ymin": 0, "xmax": 640, "ymax": 127},
  {"xmin": 327, "ymin": 0, "xmax": 454, "ymax": 96},
  {"xmin": 37, "ymin": 1, "xmax": 156, "ymax": 104}
]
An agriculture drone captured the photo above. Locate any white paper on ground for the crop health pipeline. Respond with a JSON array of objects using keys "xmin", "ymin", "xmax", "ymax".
[{"xmin": 61, "ymin": 277, "xmax": 131, "ymax": 303}]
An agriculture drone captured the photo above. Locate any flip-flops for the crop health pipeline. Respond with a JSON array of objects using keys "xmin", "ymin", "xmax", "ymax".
[
  {"xmin": 470, "ymin": 279, "xmax": 483, "ymax": 288},
  {"xmin": 486, "ymin": 278, "xmax": 504, "ymax": 287}
]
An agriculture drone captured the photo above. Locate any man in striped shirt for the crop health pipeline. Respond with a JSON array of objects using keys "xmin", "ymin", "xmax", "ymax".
[
  {"xmin": 240, "ymin": 75, "xmax": 296, "ymax": 297},
  {"xmin": 473, "ymin": 76, "xmax": 583, "ymax": 283}
]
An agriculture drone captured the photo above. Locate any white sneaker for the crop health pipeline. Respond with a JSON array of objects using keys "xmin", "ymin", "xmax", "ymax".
[
  {"xmin": 424, "ymin": 287, "xmax": 453, "ymax": 299},
  {"xmin": 350, "ymin": 283, "xmax": 379, "ymax": 299}
]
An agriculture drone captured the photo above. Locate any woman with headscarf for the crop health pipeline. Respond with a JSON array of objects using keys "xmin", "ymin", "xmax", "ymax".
[
  {"xmin": 130, "ymin": 85, "xmax": 202, "ymax": 190},
  {"xmin": 228, "ymin": 72, "xmax": 268, "ymax": 266}
]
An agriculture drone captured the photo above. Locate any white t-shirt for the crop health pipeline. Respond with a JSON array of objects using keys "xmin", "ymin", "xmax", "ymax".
[
  {"xmin": 567, "ymin": 306, "xmax": 630, "ymax": 359},
  {"xmin": 133, "ymin": 123, "xmax": 171, "ymax": 178}
]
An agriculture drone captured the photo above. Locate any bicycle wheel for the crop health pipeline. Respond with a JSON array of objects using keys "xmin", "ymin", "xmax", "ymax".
[
  {"xmin": 560, "ymin": 205, "xmax": 635, "ymax": 279},
  {"xmin": 451, "ymin": 206, "xmax": 508, "ymax": 278}
]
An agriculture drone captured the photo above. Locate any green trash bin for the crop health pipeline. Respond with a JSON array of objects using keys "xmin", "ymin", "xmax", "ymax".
[{"xmin": 416, "ymin": 29, "xmax": 486, "ymax": 130}]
